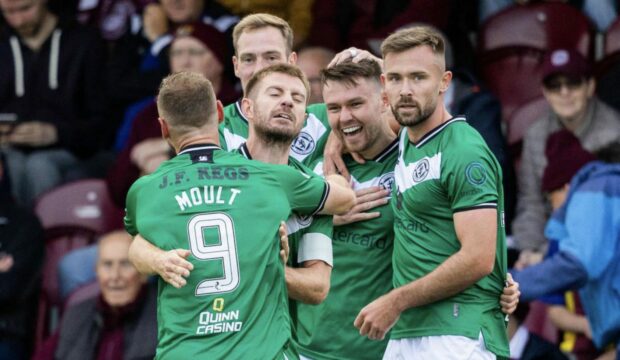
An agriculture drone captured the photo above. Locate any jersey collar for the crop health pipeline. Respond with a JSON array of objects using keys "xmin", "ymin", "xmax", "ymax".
[
  {"xmin": 178, "ymin": 143, "xmax": 220, "ymax": 156},
  {"xmin": 412, "ymin": 116, "xmax": 466, "ymax": 148},
  {"xmin": 235, "ymin": 101, "xmax": 249, "ymax": 124},
  {"xmin": 372, "ymin": 137, "xmax": 399, "ymax": 162},
  {"xmin": 238, "ymin": 142, "xmax": 252, "ymax": 159}
]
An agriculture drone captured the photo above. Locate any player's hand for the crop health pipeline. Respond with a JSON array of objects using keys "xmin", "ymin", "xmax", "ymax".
[
  {"xmin": 328, "ymin": 47, "xmax": 383, "ymax": 68},
  {"xmin": 0, "ymin": 253, "xmax": 14, "ymax": 273},
  {"xmin": 155, "ymin": 249, "xmax": 194, "ymax": 289},
  {"xmin": 279, "ymin": 221, "xmax": 289, "ymax": 265},
  {"xmin": 9, "ymin": 121, "xmax": 57, "ymax": 147},
  {"xmin": 514, "ymin": 249, "xmax": 544, "ymax": 270},
  {"xmin": 334, "ymin": 186, "xmax": 389, "ymax": 226},
  {"xmin": 323, "ymin": 131, "xmax": 364, "ymax": 179},
  {"xmin": 501, "ymin": 273, "xmax": 520, "ymax": 315},
  {"xmin": 140, "ymin": 153, "xmax": 170, "ymax": 175},
  {"xmin": 354, "ymin": 292, "xmax": 400, "ymax": 341},
  {"xmin": 131, "ymin": 138, "xmax": 170, "ymax": 169},
  {"xmin": 142, "ymin": 3, "xmax": 169, "ymax": 43}
]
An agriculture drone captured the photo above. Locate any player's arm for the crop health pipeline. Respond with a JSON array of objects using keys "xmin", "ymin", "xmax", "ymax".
[
  {"xmin": 319, "ymin": 174, "xmax": 356, "ymax": 215},
  {"xmin": 354, "ymin": 208, "xmax": 497, "ymax": 340},
  {"xmin": 286, "ymin": 260, "xmax": 332, "ymax": 304},
  {"xmin": 128, "ymin": 234, "xmax": 194, "ymax": 289}
]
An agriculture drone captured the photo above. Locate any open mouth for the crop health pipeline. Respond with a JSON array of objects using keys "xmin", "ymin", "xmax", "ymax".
[
  {"xmin": 273, "ymin": 112, "xmax": 293, "ymax": 122},
  {"xmin": 342, "ymin": 125, "xmax": 363, "ymax": 137}
]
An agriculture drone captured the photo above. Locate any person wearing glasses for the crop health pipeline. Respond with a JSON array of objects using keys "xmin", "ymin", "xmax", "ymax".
[{"xmin": 513, "ymin": 48, "xmax": 620, "ymax": 268}]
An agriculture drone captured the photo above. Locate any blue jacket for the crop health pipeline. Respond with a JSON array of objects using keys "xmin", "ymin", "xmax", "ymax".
[{"xmin": 514, "ymin": 161, "xmax": 620, "ymax": 349}]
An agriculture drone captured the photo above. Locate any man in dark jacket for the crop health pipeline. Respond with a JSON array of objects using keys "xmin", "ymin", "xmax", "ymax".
[
  {"xmin": 0, "ymin": 154, "xmax": 45, "ymax": 360},
  {"xmin": 0, "ymin": 0, "xmax": 107, "ymax": 205}
]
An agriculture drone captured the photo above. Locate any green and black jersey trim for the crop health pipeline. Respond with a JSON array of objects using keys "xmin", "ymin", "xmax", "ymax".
[
  {"xmin": 177, "ymin": 143, "xmax": 221, "ymax": 156},
  {"xmin": 413, "ymin": 116, "xmax": 467, "ymax": 148},
  {"xmin": 373, "ymin": 137, "xmax": 399, "ymax": 162},
  {"xmin": 453, "ymin": 201, "xmax": 498, "ymax": 213},
  {"xmin": 234, "ymin": 101, "xmax": 249, "ymax": 124}
]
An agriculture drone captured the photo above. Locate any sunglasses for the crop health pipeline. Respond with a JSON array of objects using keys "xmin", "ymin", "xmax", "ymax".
[{"xmin": 543, "ymin": 77, "xmax": 585, "ymax": 92}]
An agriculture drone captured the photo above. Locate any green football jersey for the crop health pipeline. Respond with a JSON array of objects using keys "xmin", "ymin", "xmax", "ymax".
[
  {"xmin": 391, "ymin": 118, "xmax": 509, "ymax": 357},
  {"xmin": 296, "ymin": 140, "xmax": 399, "ymax": 360},
  {"xmin": 235, "ymin": 143, "xmax": 334, "ymax": 267},
  {"xmin": 219, "ymin": 101, "xmax": 330, "ymax": 166},
  {"xmin": 124, "ymin": 143, "xmax": 330, "ymax": 360}
]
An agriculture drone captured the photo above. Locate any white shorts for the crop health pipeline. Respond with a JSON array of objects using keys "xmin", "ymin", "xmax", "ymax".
[{"xmin": 382, "ymin": 332, "xmax": 496, "ymax": 360}]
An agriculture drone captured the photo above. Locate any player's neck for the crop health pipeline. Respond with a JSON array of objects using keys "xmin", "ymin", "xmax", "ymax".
[
  {"xmin": 406, "ymin": 105, "xmax": 452, "ymax": 144},
  {"xmin": 245, "ymin": 137, "xmax": 290, "ymax": 165},
  {"xmin": 173, "ymin": 130, "xmax": 220, "ymax": 153},
  {"xmin": 359, "ymin": 125, "xmax": 397, "ymax": 160}
]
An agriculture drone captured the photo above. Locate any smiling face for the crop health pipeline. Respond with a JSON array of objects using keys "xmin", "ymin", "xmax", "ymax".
[
  {"xmin": 233, "ymin": 26, "xmax": 296, "ymax": 93},
  {"xmin": 244, "ymin": 71, "xmax": 307, "ymax": 144},
  {"xmin": 323, "ymin": 77, "xmax": 388, "ymax": 158},
  {"xmin": 382, "ymin": 45, "xmax": 449, "ymax": 129},
  {"xmin": 542, "ymin": 75, "xmax": 594, "ymax": 124},
  {"xmin": 96, "ymin": 232, "xmax": 147, "ymax": 308}
]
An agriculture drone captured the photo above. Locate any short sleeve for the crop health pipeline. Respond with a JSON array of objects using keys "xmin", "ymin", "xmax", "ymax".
[
  {"xmin": 277, "ymin": 165, "xmax": 329, "ymax": 215},
  {"xmin": 443, "ymin": 142, "xmax": 500, "ymax": 213},
  {"xmin": 123, "ymin": 182, "xmax": 140, "ymax": 236}
]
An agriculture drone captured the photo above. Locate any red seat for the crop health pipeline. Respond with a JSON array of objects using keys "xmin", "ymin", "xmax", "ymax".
[
  {"xmin": 479, "ymin": 2, "xmax": 593, "ymax": 58},
  {"xmin": 33, "ymin": 179, "xmax": 123, "ymax": 349},
  {"xmin": 604, "ymin": 17, "xmax": 620, "ymax": 56},
  {"xmin": 506, "ymin": 97, "xmax": 549, "ymax": 171},
  {"xmin": 480, "ymin": 49, "xmax": 546, "ymax": 122},
  {"xmin": 524, "ymin": 301, "xmax": 558, "ymax": 344}
]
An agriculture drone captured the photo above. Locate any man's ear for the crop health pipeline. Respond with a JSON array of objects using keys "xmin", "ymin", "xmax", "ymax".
[
  {"xmin": 216, "ymin": 100, "xmax": 224, "ymax": 123},
  {"xmin": 158, "ymin": 117, "xmax": 170, "ymax": 139},
  {"xmin": 241, "ymin": 97, "xmax": 253, "ymax": 121},
  {"xmin": 439, "ymin": 70, "xmax": 452, "ymax": 94},
  {"xmin": 288, "ymin": 51, "xmax": 298, "ymax": 65}
]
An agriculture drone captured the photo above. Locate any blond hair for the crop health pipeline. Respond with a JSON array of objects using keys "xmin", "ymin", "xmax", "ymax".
[
  {"xmin": 245, "ymin": 63, "xmax": 310, "ymax": 103},
  {"xmin": 157, "ymin": 72, "xmax": 217, "ymax": 133},
  {"xmin": 232, "ymin": 13, "xmax": 293, "ymax": 55},
  {"xmin": 381, "ymin": 26, "xmax": 445, "ymax": 59}
]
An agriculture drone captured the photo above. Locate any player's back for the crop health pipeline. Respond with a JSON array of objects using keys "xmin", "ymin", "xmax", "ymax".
[{"xmin": 125, "ymin": 144, "xmax": 329, "ymax": 359}]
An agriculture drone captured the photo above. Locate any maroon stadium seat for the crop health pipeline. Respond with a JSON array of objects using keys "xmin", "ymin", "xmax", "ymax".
[
  {"xmin": 33, "ymin": 179, "xmax": 123, "ymax": 349},
  {"xmin": 506, "ymin": 97, "xmax": 549, "ymax": 170},
  {"xmin": 605, "ymin": 17, "xmax": 620, "ymax": 56},
  {"xmin": 524, "ymin": 301, "xmax": 558, "ymax": 344},
  {"xmin": 479, "ymin": 2, "xmax": 593, "ymax": 58}
]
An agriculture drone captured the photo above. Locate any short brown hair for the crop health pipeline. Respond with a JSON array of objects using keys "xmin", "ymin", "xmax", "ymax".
[
  {"xmin": 321, "ymin": 59, "xmax": 382, "ymax": 89},
  {"xmin": 245, "ymin": 63, "xmax": 310, "ymax": 103},
  {"xmin": 232, "ymin": 13, "xmax": 293, "ymax": 55},
  {"xmin": 381, "ymin": 26, "xmax": 445, "ymax": 59},
  {"xmin": 156, "ymin": 72, "xmax": 217, "ymax": 133}
]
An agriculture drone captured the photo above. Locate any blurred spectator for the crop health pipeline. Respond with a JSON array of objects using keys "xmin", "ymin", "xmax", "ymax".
[
  {"xmin": 0, "ymin": 0, "xmax": 108, "ymax": 206},
  {"xmin": 508, "ymin": 302, "xmax": 568, "ymax": 360},
  {"xmin": 513, "ymin": 49, "xmax": 620, "ymax": 261},
  {"xmin": 107, "ymin": 21, "xmax": 237, "ymax": 207},
  {"xmin": 34, "ymin": 230, "xmax": 156, "ymax": 360},
  {"xmin": 106, "ymin": 0, "xmax": 237, "ymax": 115},
  {"xmin": 513, "ymin": 130, "xmax": 620, "ymax": 358},
  {"xmin": 216, "ymin": 0, "xmax": 313, "ymax": 47},
  {"xmin": 77, "ymin": 0, "xmax": 144, "ymax": 41},
  {"xmin": 297, "ymin": 46, "xmax": 334, "ymax": 104},
  {"xmin": 478, "ymin": 0, "xmax": 617, "ymax": 32},
  {"xmin": 0, "ymin": 154, "xmax": 45, "ymax": 360}
]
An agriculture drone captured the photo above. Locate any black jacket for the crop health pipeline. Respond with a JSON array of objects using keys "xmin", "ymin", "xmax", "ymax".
[{"xmin": 0, "ymin": 18, "xmax": 107, "ymax": 157}]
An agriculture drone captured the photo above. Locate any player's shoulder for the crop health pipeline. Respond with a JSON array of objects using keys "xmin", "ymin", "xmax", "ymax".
[
  {"xmin": 288, "ymin": 156, "xmax": 315, "ymax": 175},
  {"xmin": 441, "ymin": 116, "xmax": 488, "ymax": 150}
]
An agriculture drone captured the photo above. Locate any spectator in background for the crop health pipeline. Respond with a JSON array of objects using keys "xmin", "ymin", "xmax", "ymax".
[
  {"xmin": 215, "ymin": 0, "xmax": 313, "ymax": 47},
  {"xmin": 0, "ymin": 154, "xmax": 45, "ymax": 360},
  {"xmin": 106, "ymin": 0, "xmax": 237, "ymax": 123},
  {"xmin": 107, "ymin": 20, "xmax": 237, "ymax": 208},
  {"xmin": 0, "ymin": 0, "xmax": 108, "ymax": 206},
  {"xmin": 478, "ymin": 0, "xmax": 617, "ymax": 32},
  {"xmin": 34, "ymin": 230, "xmax": 157, "ymax": 360},
  {"xmin": 297, "ymin": 46, "xmax": 335, "ymax": 104},
  {"xmin": 513, "ymin": 49, "xmax": 620, "ymax": 264},
  {"xmin": 512, "ymin": 130, "xmax": 620, "ymax": 359},
  {"xmin": 508, "ymin": 301, "xmax": 568, "ymax": 360}
]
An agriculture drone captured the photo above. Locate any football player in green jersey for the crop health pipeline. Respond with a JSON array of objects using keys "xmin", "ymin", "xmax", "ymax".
[
  {"xmin": 353, "ymin": 26, "xmax": 510, "ymax": 359},
  {"xmin": 220, "ymin": 13, "xmax": 330, "ymax": 166},
  {"xmin": 125, "ymin": 71, "xmax": 355, "ymax": 359}
]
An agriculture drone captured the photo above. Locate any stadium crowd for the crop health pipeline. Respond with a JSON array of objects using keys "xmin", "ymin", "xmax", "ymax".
[{"xmin": 0, "ymin": 0, "xmax": 619, "ymax": 359}]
